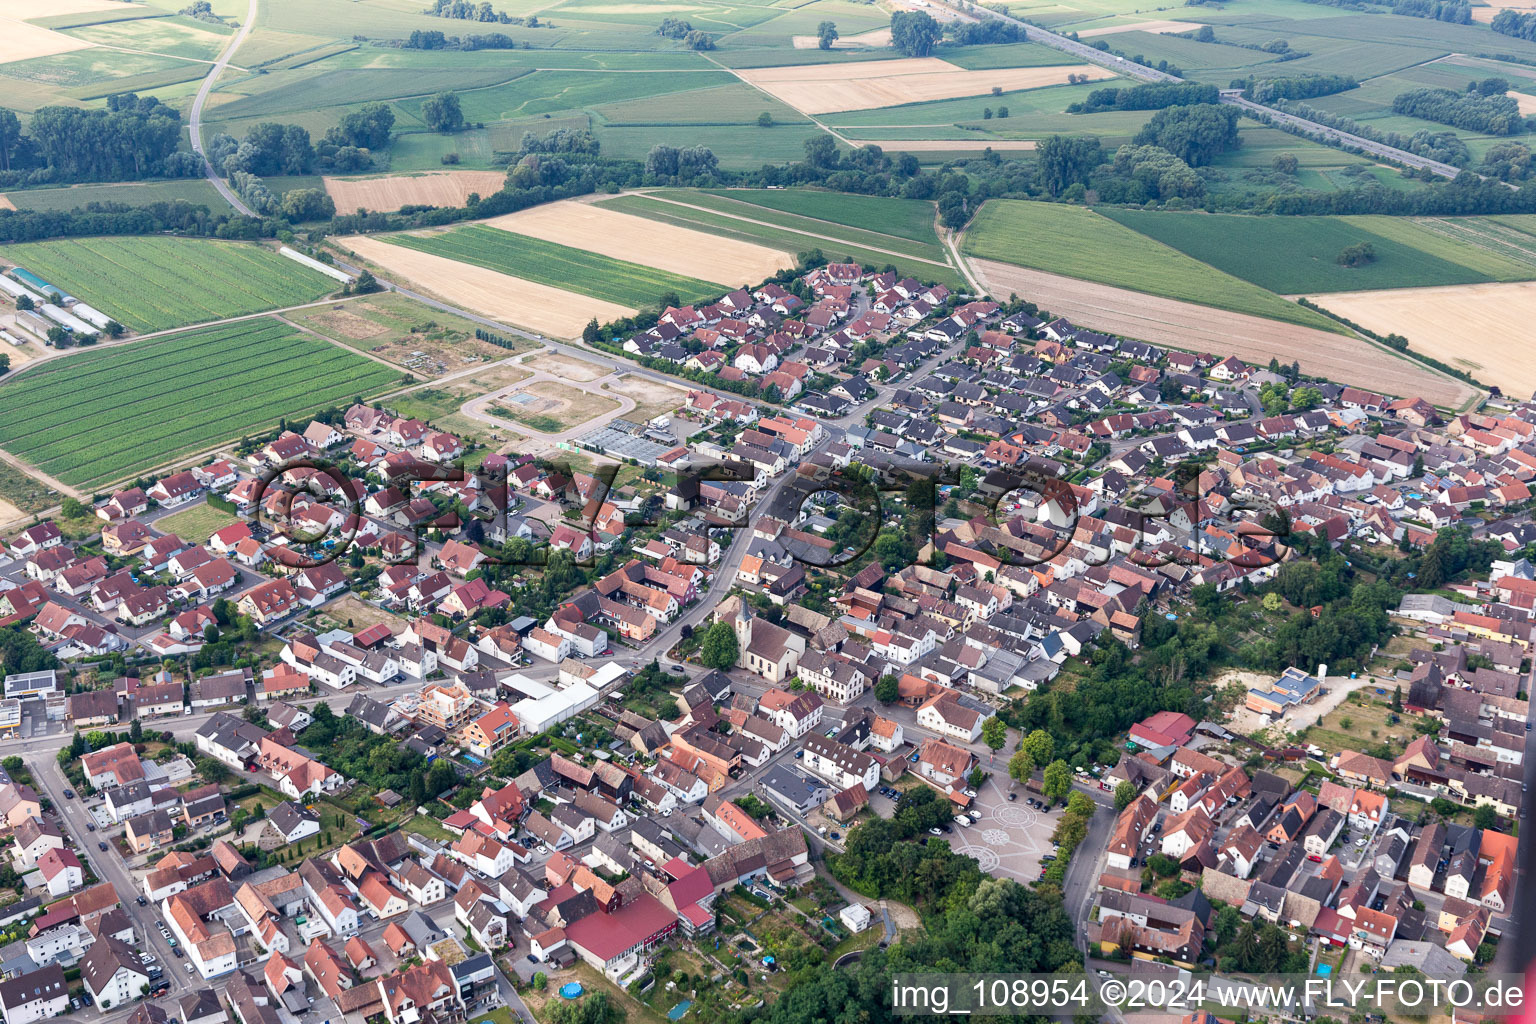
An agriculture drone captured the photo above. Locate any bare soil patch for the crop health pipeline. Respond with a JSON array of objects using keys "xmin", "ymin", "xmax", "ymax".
[
  {"xmin": 521, "ymin": 350, "xmax": 611, "ymax": 382},
  {"xmin": 968, "ymin": 257, "xmax": 1479, "ymax": 409},
  {"xmin": 859, "ymin": 139, "xmax": 1038, "ymax": 151},
  {"xmin": 337, "ymin": 234, "xmax": 635, "ymax": 339},
  {"xmin": 325, "ymin": 593, "xmax": 408, "ymax": 633},
  {"xmin": 607, "ymin": 374, "xmax": 688, "ymax": 423},
  {"xmin": 0, "ymin": 21, "xmax": 94, "ymax": 63},
  {"xmin": 0, "ymin": 195, "xmax": 15, "ymax": 212},
  {"xmin": 522, "ymin": 379, "xmax": 621, "ymax": 428},
  {"xmin": 484, "ymin": 200, "xmax": 793, "ymax": 287},
  {"xmin": 1309, "ymin": 281, "xmax": 1536, "ymax": 398},
  {"xmin": 1078, "ymin": 19, "xmax": 1206, "ymax": 37},
  {"xmin": 0, "ymin": 496, "xmax": 23, "ymax": 528},
  {"xmin": 323, "ymin": 171, "xmax": 508, "ymax": 214},
  {"xmin": 308, "ymin": 307, "xmax": 389, "ymax": 340},
  {"xmin": 792, "ymin": 27, "xmax": 892, "ymax": 48},
  {"xmin": 735, "ymin": 58, "xmax": 1113, "ymax": 115}
]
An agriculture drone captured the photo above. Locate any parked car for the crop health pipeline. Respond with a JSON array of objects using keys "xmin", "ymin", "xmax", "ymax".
[
  {"xmin": 173, "ymin": 948, "xmax": 184, "ymax": 959},
  {"xmin": 1007, "ymin": 792, "xmax": 1017, "ymax": 801},
  {"xmin": 928, "ymin": 827, "xmax": 942, "ymax": 835},
  {"xmin": 86, "ymin": 823, "xmax": 95, "ymax": 832}
]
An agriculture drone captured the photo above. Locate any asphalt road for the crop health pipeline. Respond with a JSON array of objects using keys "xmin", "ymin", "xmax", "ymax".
[{"xmin": 189, "ymin": 0, "xmax": 259, "ymax": 217}]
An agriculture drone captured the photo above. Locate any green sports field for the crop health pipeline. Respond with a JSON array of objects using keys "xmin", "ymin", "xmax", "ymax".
[
  {"xmin": 961, "ymin": 200, "xmax": 1343, "ymax": 331},
  {"xmin": 379, "ymin": 224, "xmax": 724, "ymax": 307},
  {"xmin": 0, "ymin": 319, "xmax": 401, "ymax": 488},
  {"xmin": 0, "ymin": 237, "xmax": 339, "ymax": 332}
]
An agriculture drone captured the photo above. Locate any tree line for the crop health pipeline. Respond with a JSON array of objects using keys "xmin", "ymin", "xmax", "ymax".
[
  {"xmin": 1238, "ymin": 73, "xmax": 1357, "ymax": 103},
  {"xmin": 1068, "ymin": 81, "xmax": 1218, "ymax": 114}
]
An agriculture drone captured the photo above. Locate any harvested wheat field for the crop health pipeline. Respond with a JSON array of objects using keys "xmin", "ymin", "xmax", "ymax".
[
  {"xmin": 0, "ymin": 194, "xmax": 15, "ymax": 211},
  {"xmin": 969, "ymin": 257, "xmax": 1480, "ymax": 409},
  {"xmin": 792, "ymin": 27, "xmax": 892, "ymax": 48},
  {"xmin": 339, "ymin": 234, "xmax": 635, "ymax": 338},
  {"xmin": 1475, "ymin": 0, "xmax": 1536, "ymax": 21},
  {"xmin": 1309, "ymin": 282, "xmax": 1536, "ymax": 398},
  {"xmin": 1078, "ymin": 19, "xmax": 1206, "ymax": 37},
  {"xmin": 0, "ymin": 19, "xmax": 95, "ymax": 64},
  {"xmin": 484, "ymin": 200, "xmax": 793, "ymax": 286},
  {"xmin": 324, "ymin": 171, "xmax": 509, "ymax": 214},
  {"xmin": 860, "ymin": 139, "xmax": 1037, "ymax": 151},
  {"xmin": 735, "ymin": 58, "xmax": 1113, "ymax": 116},
  {"xmin": 1509, "ymin": 91, "xmax": 1536, "ymax": 116}
]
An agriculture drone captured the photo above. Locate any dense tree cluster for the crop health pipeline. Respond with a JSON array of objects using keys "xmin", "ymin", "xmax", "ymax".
[
  {"xmin": 1098, "ymin": 144, "xmax": 1203, "ymax": 201},
  {"xmin": 1068, "ymin": 81, "xmax": 1218, "ymax": 113},
  {"xmin": 518, "ymin": 127, "xmax": 599, "ymax": 156},
  {"xmin": 1132, "ymin": 103, "xmax": 1241, "ymax": 166},
  {"xmin": 1336, "ymin": 240, "xmax": 1377, "ymax": 266},
  {"xmin": 1492, "ymin": 7, "xmax": 1536, "ymax": 38},
  {"xmin": 643, "ymin": 144, "xmax": 720, "ymax": 183},
  {"xmin": 422, "ymin": 0, "xmax": 525, "ymax": 22},
  {"xmin": 403, "ymin": 29, "xmax": 531, "ymax": 49},
  {"xmin": 213, "ymin": 122, "xmax": 315, "ymax": 176},
  {"xmin": 948, "ymin": 19, "xmax": 1023, "ymax": 44},
  {"xmin": 891, "ymin": 10, "xmax": 942, "ymax": 56},
  {"xmin": 1394, "ymin": 0, "xmax": 1472, "ymax": 22},
  {"xmin": 1392, "ymin": 85, "xmax": 1528, "ymax": 135},
  {"xmin": 1239, "ymin": 73, "xmax": 1358, "ymax": 103},
  {"xmin": 9, "ymin": 95, "xmax": 200, "ymax": 185}
]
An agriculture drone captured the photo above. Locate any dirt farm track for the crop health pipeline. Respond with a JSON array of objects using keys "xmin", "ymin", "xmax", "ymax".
[{"xmin": 968, "ymin": 258, "xmax": 1482, "ymax": 410}]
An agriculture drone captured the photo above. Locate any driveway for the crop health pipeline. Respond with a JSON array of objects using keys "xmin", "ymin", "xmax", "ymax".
[{"xmin": 948, "ymin": 775, "xmax": 1059, "ymax": 884}]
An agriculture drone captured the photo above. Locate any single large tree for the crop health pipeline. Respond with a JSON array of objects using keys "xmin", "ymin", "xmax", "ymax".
[
  {"xmin": 981, "ymin": 717, "xmax": 1007, "ymax": 752},
  {"xmin": 817, "ymin": 20, "xmax": 839, "ymax": 49},
  {"xmin": 700, "ymin": 621, "xmax": 739, "ymax": 669},
  {"xmin": 1021, "ymin": 728, "xmax": 1055, "ymax": 768},
  {"xmin": 1042, "ymin": 759, "xmax": 1072, "ymax": 803},
  {"xmin": 422, "ymin": 91, "xmax": 465, "ymax": 133}
]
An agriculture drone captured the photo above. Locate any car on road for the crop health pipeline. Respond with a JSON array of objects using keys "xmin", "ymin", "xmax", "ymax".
[
  {"xmin": 63, "ymin": 789, "xmax": 74, "ymax": 799},
  {"xmin": 136, "ymin": 896, "xmax": 147, "ymax": 906},
  {"xmin": 97, "ymin": 841, "xmax": 107, "ymax": 851},
  {"xmin": 86, "ymin": 822, "xmax": 95, "ymax": 831}
]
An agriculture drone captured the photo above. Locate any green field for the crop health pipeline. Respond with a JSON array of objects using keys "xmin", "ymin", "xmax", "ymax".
[
  {"xmin": 961, "ymin": 200, "xmax": 1343, "ymax": 331},
  {"xmin": 1100, "ymin": 210, "xmax": 1523, "ymax": 294},
  {"xmin": 0, "ymin": 319, "xmax": 401, "ymax": 487},
  {"xmin": 700, "ymin": 189, "xmax": 941, "ymax": 245},
  {"xmin": 0, "ymin": 237, "xmax": 338, "ymax": 333},
  {"xmin": 666, "ymin": 189, "xmax": 946, "ymax": 260},
  {"xmin": 597, "ymin": 193, "xmax": 965, "ymax": 289},
  {"xmin": 379, "ymin": 224, "xmax": 724, "ymax": 307},
  {"xmin": 2, "ymin": 180, "xmax": 225, "ymax": 213}
]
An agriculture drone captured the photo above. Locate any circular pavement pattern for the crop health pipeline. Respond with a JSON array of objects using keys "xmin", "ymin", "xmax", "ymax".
[
  {"xmin": 997, "ymin": 805, "xmax": 1037, "ymax": 829},
  {"xmin": 956, "ymin": 845, "xmax": 1001, "ymax": 872},
  {"xmin": 982, "ymin": 828, "xmax": 1010, "ymax": 846}
]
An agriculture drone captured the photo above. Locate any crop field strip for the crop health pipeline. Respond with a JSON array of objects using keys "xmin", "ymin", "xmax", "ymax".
[
  {"xmin": 0, "ymin": 237, "xmax": 338, "ymax": 332},
  {"xmin": 596, "ymin": 194, "xmax": 965, "ymax": 290},
  {"xmin": 1100, "ymin": 211, "xmax": 1524, "ymax": 295},
  {"xmin": 961, "ymin": 200, "xmax": 1345, "ymax": 332},
  {"xmin": 378, "ymin": 224, "xmax": 724, "ymax": 307},
  {"xmin": 0, "ymin": 320, "xmax": 398, "ymax": 486},
  {"xmin": 666, "ymin": 190, "xmax": 946, "ymax": 260},
  {"xmin": 697, "ymin": 188, "xmax": 942, "ymax": 245}
]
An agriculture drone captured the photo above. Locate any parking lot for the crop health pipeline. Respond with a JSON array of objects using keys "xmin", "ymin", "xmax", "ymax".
[{"xmin": 948, "ymin": 776, "xmax": 1062, "ymax": 883}]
